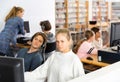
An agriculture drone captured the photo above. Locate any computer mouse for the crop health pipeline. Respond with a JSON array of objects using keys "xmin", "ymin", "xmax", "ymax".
[{"xmin": 86, "ymin": 57, "xmax": 93, "ymax": 60}]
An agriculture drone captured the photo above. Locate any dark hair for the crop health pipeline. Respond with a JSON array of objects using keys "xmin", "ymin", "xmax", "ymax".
[
  {"xmin": 31, "ymin": 32, "xmax": 47, "ymax": 47},
  {"xmin": 91, "ymin": 27, "xmax": 100, "ymax": 34},
  {"xmin": 5, "ymin": 6, "xmax": 24, "ymax": 21},
  {"xmin": 40, "ymin": 20, "xmax": 51, "ymax": 31}
]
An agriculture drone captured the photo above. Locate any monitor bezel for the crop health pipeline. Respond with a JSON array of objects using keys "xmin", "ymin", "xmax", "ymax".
[{"xmin": 0, "ymin": 56, "xmax": 24, "ymax": 82}]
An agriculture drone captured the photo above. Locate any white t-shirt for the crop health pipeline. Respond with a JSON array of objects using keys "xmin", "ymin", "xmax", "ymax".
[
  {"xmin": 25, "ymin": 50, "xmax": 85, "ymax": 82},
  {"xmin": 92, "ymin": 38, "xmax": 103, "ymax": 49}
]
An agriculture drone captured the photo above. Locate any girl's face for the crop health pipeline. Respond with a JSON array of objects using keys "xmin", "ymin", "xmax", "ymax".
[
  {"xmin": 96, "ymin": 31, "xmax": 101, "ymax": 38},
  {"xmin": 56, "ymin": 33, "xmax": 70, "ymax": 53},
  {"xmin": 91, "ymin": 34, "xmax": 95, "ymax": 42},
  {"xmin": 31, "ymin": 35, "xmax": 44, "ymax": 49},
  {"xmin": 17, "ymin": 11, "xmax": 24, "ymax": 18}
]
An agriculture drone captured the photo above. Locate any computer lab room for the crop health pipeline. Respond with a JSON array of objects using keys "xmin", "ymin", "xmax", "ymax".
[{"xmin": 0, "ymin": 0, "xmax": 120, "ymax": 82}]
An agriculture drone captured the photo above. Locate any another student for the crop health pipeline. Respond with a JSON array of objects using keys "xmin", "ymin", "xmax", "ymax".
[
  {"xmin": 91, "ymin": 27, "xmax": 108, "ymax": 49},
  {"xmin": 76, "ymin": 30, "xmax": 98, "ymax": 59},
  {"xmin": 91, "ymin": 27, "xmax": 103, "ymax": 49},
  {"xmin": 40, "ymin": 20, "xmax": 56, "ymax": 60},
  {"xmin": 0, "ymin": 6, "xmax": 25, "ymax": 56},
  {"xmin": 17, "ymin": 32, "xmax": 47, "ymax": 72},
  {"xmin": 25, "ymin": 28, "xmax": 85, "ymax": 82}
]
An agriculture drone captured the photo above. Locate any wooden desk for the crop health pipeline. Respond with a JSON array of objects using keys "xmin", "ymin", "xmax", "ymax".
[
  {"xmin": 16, "ymin": 43, "xmax": 30, "ymax": 48},
  {"xmin": 80, "ymin": 55, "xmax": 110, "ymax": 67}
]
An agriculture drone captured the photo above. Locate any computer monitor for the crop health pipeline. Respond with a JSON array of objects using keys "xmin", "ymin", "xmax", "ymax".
[
  {"xmin": 0, "ymin": 56, "xmax": 24, "ymax": 82},
  {"xmin": 24, "ymin": 21, "xmax": 30, "ymax": 33},
  {"xmin": 110, "ymin": 22, "xmax": 120, "ymax": 47}
]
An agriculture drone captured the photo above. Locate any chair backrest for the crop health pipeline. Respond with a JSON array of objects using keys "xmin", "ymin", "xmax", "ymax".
[{"xmin": 45, "ymin": 42, "xmax": 56, "ymax": 53}]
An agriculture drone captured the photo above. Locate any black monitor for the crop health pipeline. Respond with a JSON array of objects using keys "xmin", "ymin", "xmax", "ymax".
[
  {"xmin": 24, "ymin": 21, "xmax": 30, "ymax": 33},
  {"xmin": 110, "ymin": 22, "xmax": 120, "ymax": 47},
  {"xmin": 0, "ymin": 56, "xmax": 24, "ymax": 82}
]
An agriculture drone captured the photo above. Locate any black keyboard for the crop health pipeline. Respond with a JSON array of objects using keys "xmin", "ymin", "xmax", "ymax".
[
  {"xmin": 111, "ymin": 46, "xmax": 117, "ymax": 51},
  {"xmin": 17, "ymin": 37, "xmax": 31, "ymax": 44}
]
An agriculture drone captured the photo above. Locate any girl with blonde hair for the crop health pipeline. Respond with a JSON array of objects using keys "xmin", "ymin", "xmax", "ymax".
[{"xmin": 25, "ymin": 28, "xmax": 85, "ymax": 82}]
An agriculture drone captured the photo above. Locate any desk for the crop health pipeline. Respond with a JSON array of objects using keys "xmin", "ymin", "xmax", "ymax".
[
  {"xmin": 16, "ymin": 43, "xmax": 30, "ymax": 48},
  {"xmin": 80, "ymin": 55, "xmax": 110, "ymax": 67}
]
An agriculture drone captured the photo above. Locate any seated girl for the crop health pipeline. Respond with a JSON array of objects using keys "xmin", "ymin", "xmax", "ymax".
[
  {"xmin": 17, "ymin": 32, "xmax": 47, "ymax": 71},
  {"xmin": 75, "ymin": 30, "xmax": 98, "ymax": 59}
]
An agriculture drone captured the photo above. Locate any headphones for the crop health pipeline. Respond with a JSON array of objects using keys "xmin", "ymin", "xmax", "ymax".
[
  {"xmin": 30, "ymin": 32, "xmax": 47, "ymax": 62},
  {"xmin": 41, "ymin": 25, "xmax": 45, "ymax": 31},
  {"xmin": 40, "ymin": 21, "xmax": 46, "ymax": 31},
  {"xmin": 31, "ymin": 32, "xmax": 47, "ymax": 48}
]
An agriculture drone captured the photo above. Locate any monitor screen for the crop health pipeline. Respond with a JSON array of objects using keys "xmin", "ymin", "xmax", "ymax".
[
  {"xmin": 110, "ymin": 22, "xmax": 120, "ymax": 47},
  {"xmin": 24, "ymin": 21, "xmax": 30, "ymax": 33},
  {"xmin": 0, "ymin": 56, "xmax": 24, "ymax": 82}
]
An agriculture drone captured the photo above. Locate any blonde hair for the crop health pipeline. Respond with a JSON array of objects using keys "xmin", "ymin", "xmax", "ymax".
[{"xmin": 5, "ymin": 6, "xmax": 24, "ymax": 22}]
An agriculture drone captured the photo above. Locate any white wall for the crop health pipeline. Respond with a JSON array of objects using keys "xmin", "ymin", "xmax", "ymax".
[{"xmin": 0, "ymin": 0, "xmax": 55, "ymax": 37}]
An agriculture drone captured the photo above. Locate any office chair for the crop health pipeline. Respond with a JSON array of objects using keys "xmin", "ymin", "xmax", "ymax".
[
  {"xmin": 35, "ymin": 42, "xmax": 54, "ymax": 63},
  {"xmin": 42, "ymin": 42, "xmax": 56, "ymax": 60},
  {"xmin": 45, "ymin": 42, "xmax": 56, "ymax": 53}
]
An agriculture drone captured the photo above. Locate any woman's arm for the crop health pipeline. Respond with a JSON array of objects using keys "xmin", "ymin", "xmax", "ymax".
[
  {"xmin": 24, "ymin": 53, "xmax": 55, "ymax": 82},
  {"xmin": 73, "ymin": 56, "xmax": 85, "ymax": 78},
  {"xmin": 91, "ymin": 47, "xmax": 98, "ymax": 55},
  {"xmin": 18, "ymin": 18, "xmax": 25, "ymax": 35}
]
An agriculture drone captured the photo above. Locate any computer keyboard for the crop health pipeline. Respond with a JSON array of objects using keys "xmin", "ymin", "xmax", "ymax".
[
  {"xmin": 111, "ymin": 46, "xmax": 117, "ymax": 51},
  {"xmin": 17, "ymin": 37, "xmax": 31, "ymax": 44}
]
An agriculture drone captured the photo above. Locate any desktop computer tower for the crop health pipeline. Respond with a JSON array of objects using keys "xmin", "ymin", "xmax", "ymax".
[{"xmin": 98, "ymin": 49, "xmax": 120, "ymax": 64}]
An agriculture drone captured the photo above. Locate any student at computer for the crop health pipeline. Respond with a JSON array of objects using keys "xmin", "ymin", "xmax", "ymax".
[
  {"xmin": 17, "ymin": 32, "xmax": 47, "ymax": 72},
  {"xmin": 25, "ymin": 28, "xmax": 85, "ymax": 82},
  {"xmin": 40, "ymin": 20, "xmax": 56, "ymax": 60},
  {"xmin": 76, "ymin": 30, "xmax": 98, "ymax": 59},
  {"xmin": 0, "ymin": 6, "xmax": 25, "ymax": 56},
  {"xmin": 91, "ymin": 27, "xmax": 108, "ymax": 49}
]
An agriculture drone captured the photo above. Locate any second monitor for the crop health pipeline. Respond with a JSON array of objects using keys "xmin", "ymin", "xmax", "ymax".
[
  {"xmin": 110, "ymin": 22, "xmax": 120, "ymax": 47},
  {"xmin": 24, "ymin": 21, "xmax": 30, "ymax": 33}
]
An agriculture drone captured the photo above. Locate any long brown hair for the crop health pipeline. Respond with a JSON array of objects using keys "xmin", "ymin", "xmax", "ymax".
[
  {"xmin": 5, "ymin": 6, "xmax": 24, "ymax": 22},
  {"xmin": 73, "ymin": 39, "xmax": 86, "ymax": 53}
]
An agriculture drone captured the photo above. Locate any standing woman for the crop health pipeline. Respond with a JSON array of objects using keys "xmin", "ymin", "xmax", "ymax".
[
  {"xmin": 25, "ymin": 28, "xmax": 85, "ymax": 82},
  {"xmin": 0, "ymin": 6, "xmax": 25, "ymax": 56}
]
